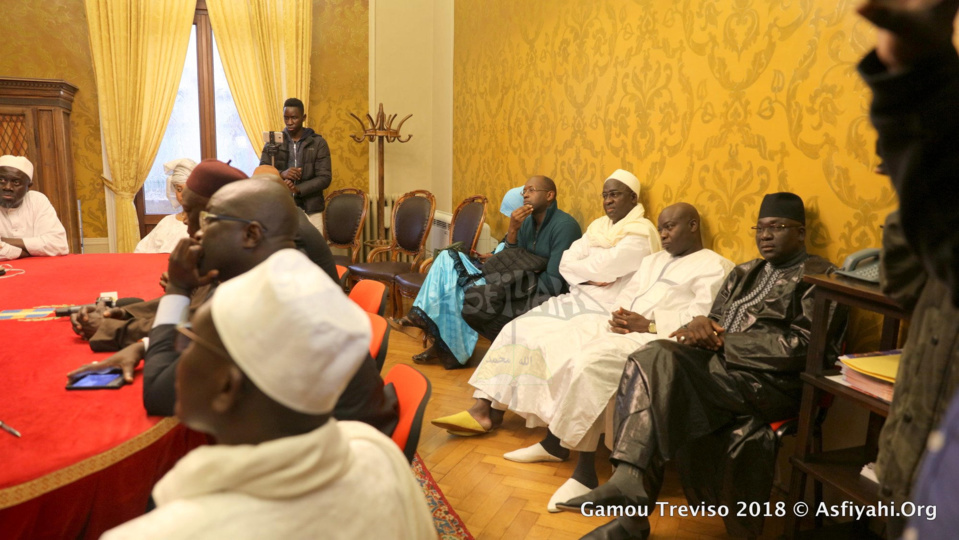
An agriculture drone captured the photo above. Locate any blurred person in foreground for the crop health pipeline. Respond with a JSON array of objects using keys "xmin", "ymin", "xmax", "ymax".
[{"xmin": 101, "ymin": 249, "xmax": 433, "ymax": 540}]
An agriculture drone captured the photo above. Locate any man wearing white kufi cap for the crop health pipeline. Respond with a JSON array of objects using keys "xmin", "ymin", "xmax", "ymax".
[
  {"xmin": 0, "ymin": 155, "xmax": 69, "ymax": 260},
  {"xmin": 102, "ymin": 249, "xmax": 434, "ymax": 540}
]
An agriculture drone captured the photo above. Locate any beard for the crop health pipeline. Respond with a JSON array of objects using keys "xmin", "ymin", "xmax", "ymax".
[{"xmin": 0, "ymin": 197, "xmax": 23, "ymax": 209}]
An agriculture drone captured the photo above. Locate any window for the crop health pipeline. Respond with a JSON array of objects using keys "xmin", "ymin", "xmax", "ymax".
[
  {"xmin": 143, "ymin": 27, "xmax": 201, "ymax": 215},
  {"xmin": 136, "ymin": 1, "xmax": 259, "ymax": 229}
]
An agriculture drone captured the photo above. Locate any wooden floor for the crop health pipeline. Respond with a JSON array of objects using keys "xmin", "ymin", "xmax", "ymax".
[{"xmin": 382, "ymin": 329, "xmax": 791, "ymax": 539}]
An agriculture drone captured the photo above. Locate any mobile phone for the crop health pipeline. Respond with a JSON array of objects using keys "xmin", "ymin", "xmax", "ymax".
[
  {"xmin": 66, "ymin": 368, "xmax": 126, "ymax": 390},
  {"xmin": 261, "ymin": 131, "xmax": 285, "ymax": 145}
]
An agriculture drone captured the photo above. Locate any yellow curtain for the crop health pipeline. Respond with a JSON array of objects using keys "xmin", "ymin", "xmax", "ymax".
[
  {"xmin": 207, "ymin": 0, "xmax": 313, "ymax": 152},
  {"xmin": 85, "ymin": 0, "xmax": 194, "ymax": 253}
]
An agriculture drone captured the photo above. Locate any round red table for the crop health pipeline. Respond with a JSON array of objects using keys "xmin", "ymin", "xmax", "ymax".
[{"xmin": 0, "ymin": 254, "xmax": 207, "ymax": 539}]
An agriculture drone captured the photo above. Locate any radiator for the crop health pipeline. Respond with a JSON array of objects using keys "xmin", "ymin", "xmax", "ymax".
[
  {"xmin": 426, "ymin": 210, "xmax": 495, "ymax": 255},
  {"xmin": 427, "ymin": 211, "xmax": 453, "ymax": 253}
]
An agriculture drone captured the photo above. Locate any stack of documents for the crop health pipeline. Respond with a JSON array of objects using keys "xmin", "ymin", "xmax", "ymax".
[{"xmin": 838, "ymin": 350, "xmax": 900, "ymax": 403}]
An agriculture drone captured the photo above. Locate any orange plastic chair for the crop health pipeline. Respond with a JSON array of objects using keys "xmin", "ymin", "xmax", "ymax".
[
  {"xmin": 382, "ymin": 364, "xmax": 432, "ymax": 463},
  {"xmin": 365, "ymin": 312, "xmax": 391, "ymax": 372},
  {"xmin": 349, "ymin": 280, "xmax": 388, "ymax": 316}
]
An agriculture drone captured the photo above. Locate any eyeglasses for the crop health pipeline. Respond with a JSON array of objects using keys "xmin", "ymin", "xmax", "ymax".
[
  {"xmin": 751, "ymin": 224, "xmax": 802, "ymax": 235},
  {"xmin": 521, "ymin": 188, "xmax": 552, "ymax": 196},
  {"xmin": 601, "ymin": 190, "xmax": 623, "ymax": 200},
  {"xmin": 199, "ymin": 210, "xmax": 268, "ymax": 232},
  {"xmin": 175, "ymin": 323, "xmax": 232, "ymax": 359}
]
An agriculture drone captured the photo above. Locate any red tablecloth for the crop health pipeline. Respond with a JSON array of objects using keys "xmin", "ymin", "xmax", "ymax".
[{"xmin": 0, "ymin": 254, "xmax": 207, "ymax": 539}]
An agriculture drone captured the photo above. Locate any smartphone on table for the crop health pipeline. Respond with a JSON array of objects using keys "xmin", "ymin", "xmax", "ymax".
[{"xmin": 66, "ymin": 368, "xmax": 126, "ymax": 390}]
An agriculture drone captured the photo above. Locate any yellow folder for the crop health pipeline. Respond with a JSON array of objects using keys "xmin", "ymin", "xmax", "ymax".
[{"xmin": 840, "ymin": 353, "xmax": 901, "ymax": 383}]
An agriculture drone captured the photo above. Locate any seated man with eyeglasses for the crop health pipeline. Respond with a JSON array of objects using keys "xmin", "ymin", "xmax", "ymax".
[
  {"xmin": 69, "ymin": 161, "xmax": 338, "ymax": 352},
  {"xmin": 0, "ymin": 155, "xmax": 69, "ymax": 260},
  {"xmin": 560, "ymin": 192, "xmax": 848, "ymax": 540},
  {"xmin": 393, "ymin": 175, "xmax": 582, "ymax": 369},
  {"xmin": 68, "ymin": 166, "xmax": 398, "ymax": 436}
]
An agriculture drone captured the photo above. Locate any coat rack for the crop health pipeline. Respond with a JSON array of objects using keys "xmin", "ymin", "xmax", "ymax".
[{"xmin": 349, "ymin": 103, "xmax": 412, "ymax": 242}]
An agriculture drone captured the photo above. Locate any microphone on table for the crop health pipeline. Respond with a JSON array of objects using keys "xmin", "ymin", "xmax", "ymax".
[{"xmin": 54, "ymin": 297, "xmax": 144, "ymax": 317}]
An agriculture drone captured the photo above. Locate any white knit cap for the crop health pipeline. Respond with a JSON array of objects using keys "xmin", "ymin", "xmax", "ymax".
[
  {"xmin": 606, "ymin": 169, "xmax": 640, "ymax": 197},
  {"xmin": 211, "ymin": 249, "xmax": 372, "ymax": 415},
  {"xmin": 0, "ymin": 155, "xmax": 34, "ymax": 181}
]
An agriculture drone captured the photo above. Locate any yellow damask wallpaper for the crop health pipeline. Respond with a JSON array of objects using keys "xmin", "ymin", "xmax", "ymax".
[
  {"xmin": 310, "ymin": 0, "xmax": 369, "ymax": 192},
  {"xmin": 454, "ymin": 0, "xmax": 899, "ymax": 349},
  {"xmin": 1, "ymin": 0, "xmax": 107, "ymax": 237}
]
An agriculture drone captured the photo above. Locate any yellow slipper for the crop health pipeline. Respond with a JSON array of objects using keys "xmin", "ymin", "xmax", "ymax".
[{"xmin": 431, "ymin": 411, "xmax": 489, "ymax": 435}]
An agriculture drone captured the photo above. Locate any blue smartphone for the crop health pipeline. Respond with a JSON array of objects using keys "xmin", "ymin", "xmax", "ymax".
[{"xmin": 66, "ymin": 368, "xmax": 125, "ymax": 390}]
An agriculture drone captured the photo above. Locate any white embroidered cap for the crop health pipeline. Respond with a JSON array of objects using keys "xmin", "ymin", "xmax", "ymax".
[
  {"xmin": 211, "ymin": 249, "xmax": 372, "ymax": 414},
  {"xmin": 606, "ymin": 169, "xmax": 640, "ymax": 197},
  {"xmin": 0, "ymin": 155, "xmax": 34, "ymax": 181}
]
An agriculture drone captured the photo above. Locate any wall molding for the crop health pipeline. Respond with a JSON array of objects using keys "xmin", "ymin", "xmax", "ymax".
[{"xmin": 82, "ymin": 237, "xmax": 111, "ymax": 254}]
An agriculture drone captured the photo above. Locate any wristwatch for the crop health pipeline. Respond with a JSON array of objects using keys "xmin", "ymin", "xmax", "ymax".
[{"xmin": 648, "ymin": 322, "xmax": 657, "ymax": 334}]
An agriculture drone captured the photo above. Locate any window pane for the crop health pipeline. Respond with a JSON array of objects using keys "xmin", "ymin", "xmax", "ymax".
[
  {"xmin": 212, "ymin": 34, "xmax": 260, "ymax": 176},
  {"xmin": 145, "ymin": 27, "xmax": 201, "ymax": 215}
]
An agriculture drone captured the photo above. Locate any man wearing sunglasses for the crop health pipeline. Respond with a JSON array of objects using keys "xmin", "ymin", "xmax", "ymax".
[{"xmin": 563, "ymin": 192, "xmax": 848, "ymax": 539}]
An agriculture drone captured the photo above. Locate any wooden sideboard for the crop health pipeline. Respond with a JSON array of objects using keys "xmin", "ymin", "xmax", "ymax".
[{"xmin": 0, "ymin": 77, "xmax": 81, "ymax": 253}]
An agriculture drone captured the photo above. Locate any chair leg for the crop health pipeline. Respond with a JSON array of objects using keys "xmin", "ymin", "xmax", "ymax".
[
  {"xmin": 391, "ymin": 283, "xmax": 401, "ymax": 319},
  {"xmin": 394, "ymin": 289, "xmax": 405, "ymax": 319}
]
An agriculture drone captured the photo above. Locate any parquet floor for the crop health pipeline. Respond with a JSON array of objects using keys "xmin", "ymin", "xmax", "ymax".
[{"xmin": 382, "ymin": 329, "xmax": 789, "ymax": 539}]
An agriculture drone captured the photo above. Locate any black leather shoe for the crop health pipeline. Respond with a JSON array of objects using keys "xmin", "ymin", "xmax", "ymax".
[
  {"xmin": 580, "ymin": 520, "xmax": 649, "ymax": 540},
  {"xmin": 555, "ymin": 483, "xmax": 647, "ymax": 513},
  {"xmin": 412, "ymin": 347, "xmax": 439, "ymax": 364}
]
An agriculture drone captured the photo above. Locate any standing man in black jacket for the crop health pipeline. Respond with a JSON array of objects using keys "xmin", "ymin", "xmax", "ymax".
[{"xmin": 259, "ymin": 97, "xmax": 332, "ymax": 232}]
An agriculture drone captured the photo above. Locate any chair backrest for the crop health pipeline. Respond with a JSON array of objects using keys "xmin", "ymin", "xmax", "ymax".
[
  {"xmin": 323, "ymin": 188, "xmax": 368, "ymax": 263},
  {"xmin": 449, "ymin": 195, "xmax": 488, "ymax": 252},
  {"xmin": 349, "ymin": 280, "xmax": 388, "ymax": 316},
  {"xmin": 389, "ymin": 190, "xmax": 435, "ymax": 263},
  {"xmin": 366, "ymin": 312, "xmax": 390, "ymax": 372},
  {"xmin": 382, "ymin": 364, "xmax": 432, "ymax": 463}
]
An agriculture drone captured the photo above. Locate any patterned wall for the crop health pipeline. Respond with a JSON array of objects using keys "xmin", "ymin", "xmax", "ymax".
[
  {"xmin": 1, "ymin": 0, "xmax": 107, "ymax": 237},
  {"xmin": 454, "ymin": 0, "xmax": 901, "ymax": 350},
  {"xmin": 310, "ymin": 0, "xmax": 369, "ymax": 193}
]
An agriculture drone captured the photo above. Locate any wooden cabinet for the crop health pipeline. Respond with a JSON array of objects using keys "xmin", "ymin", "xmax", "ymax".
[
  {"xmin": 0, "ymin": 77, "xmax": 80, "ymax": 253},
  {"xmin": 784, "ymin": 274, "xmax": 908, "ymax": 538}
]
